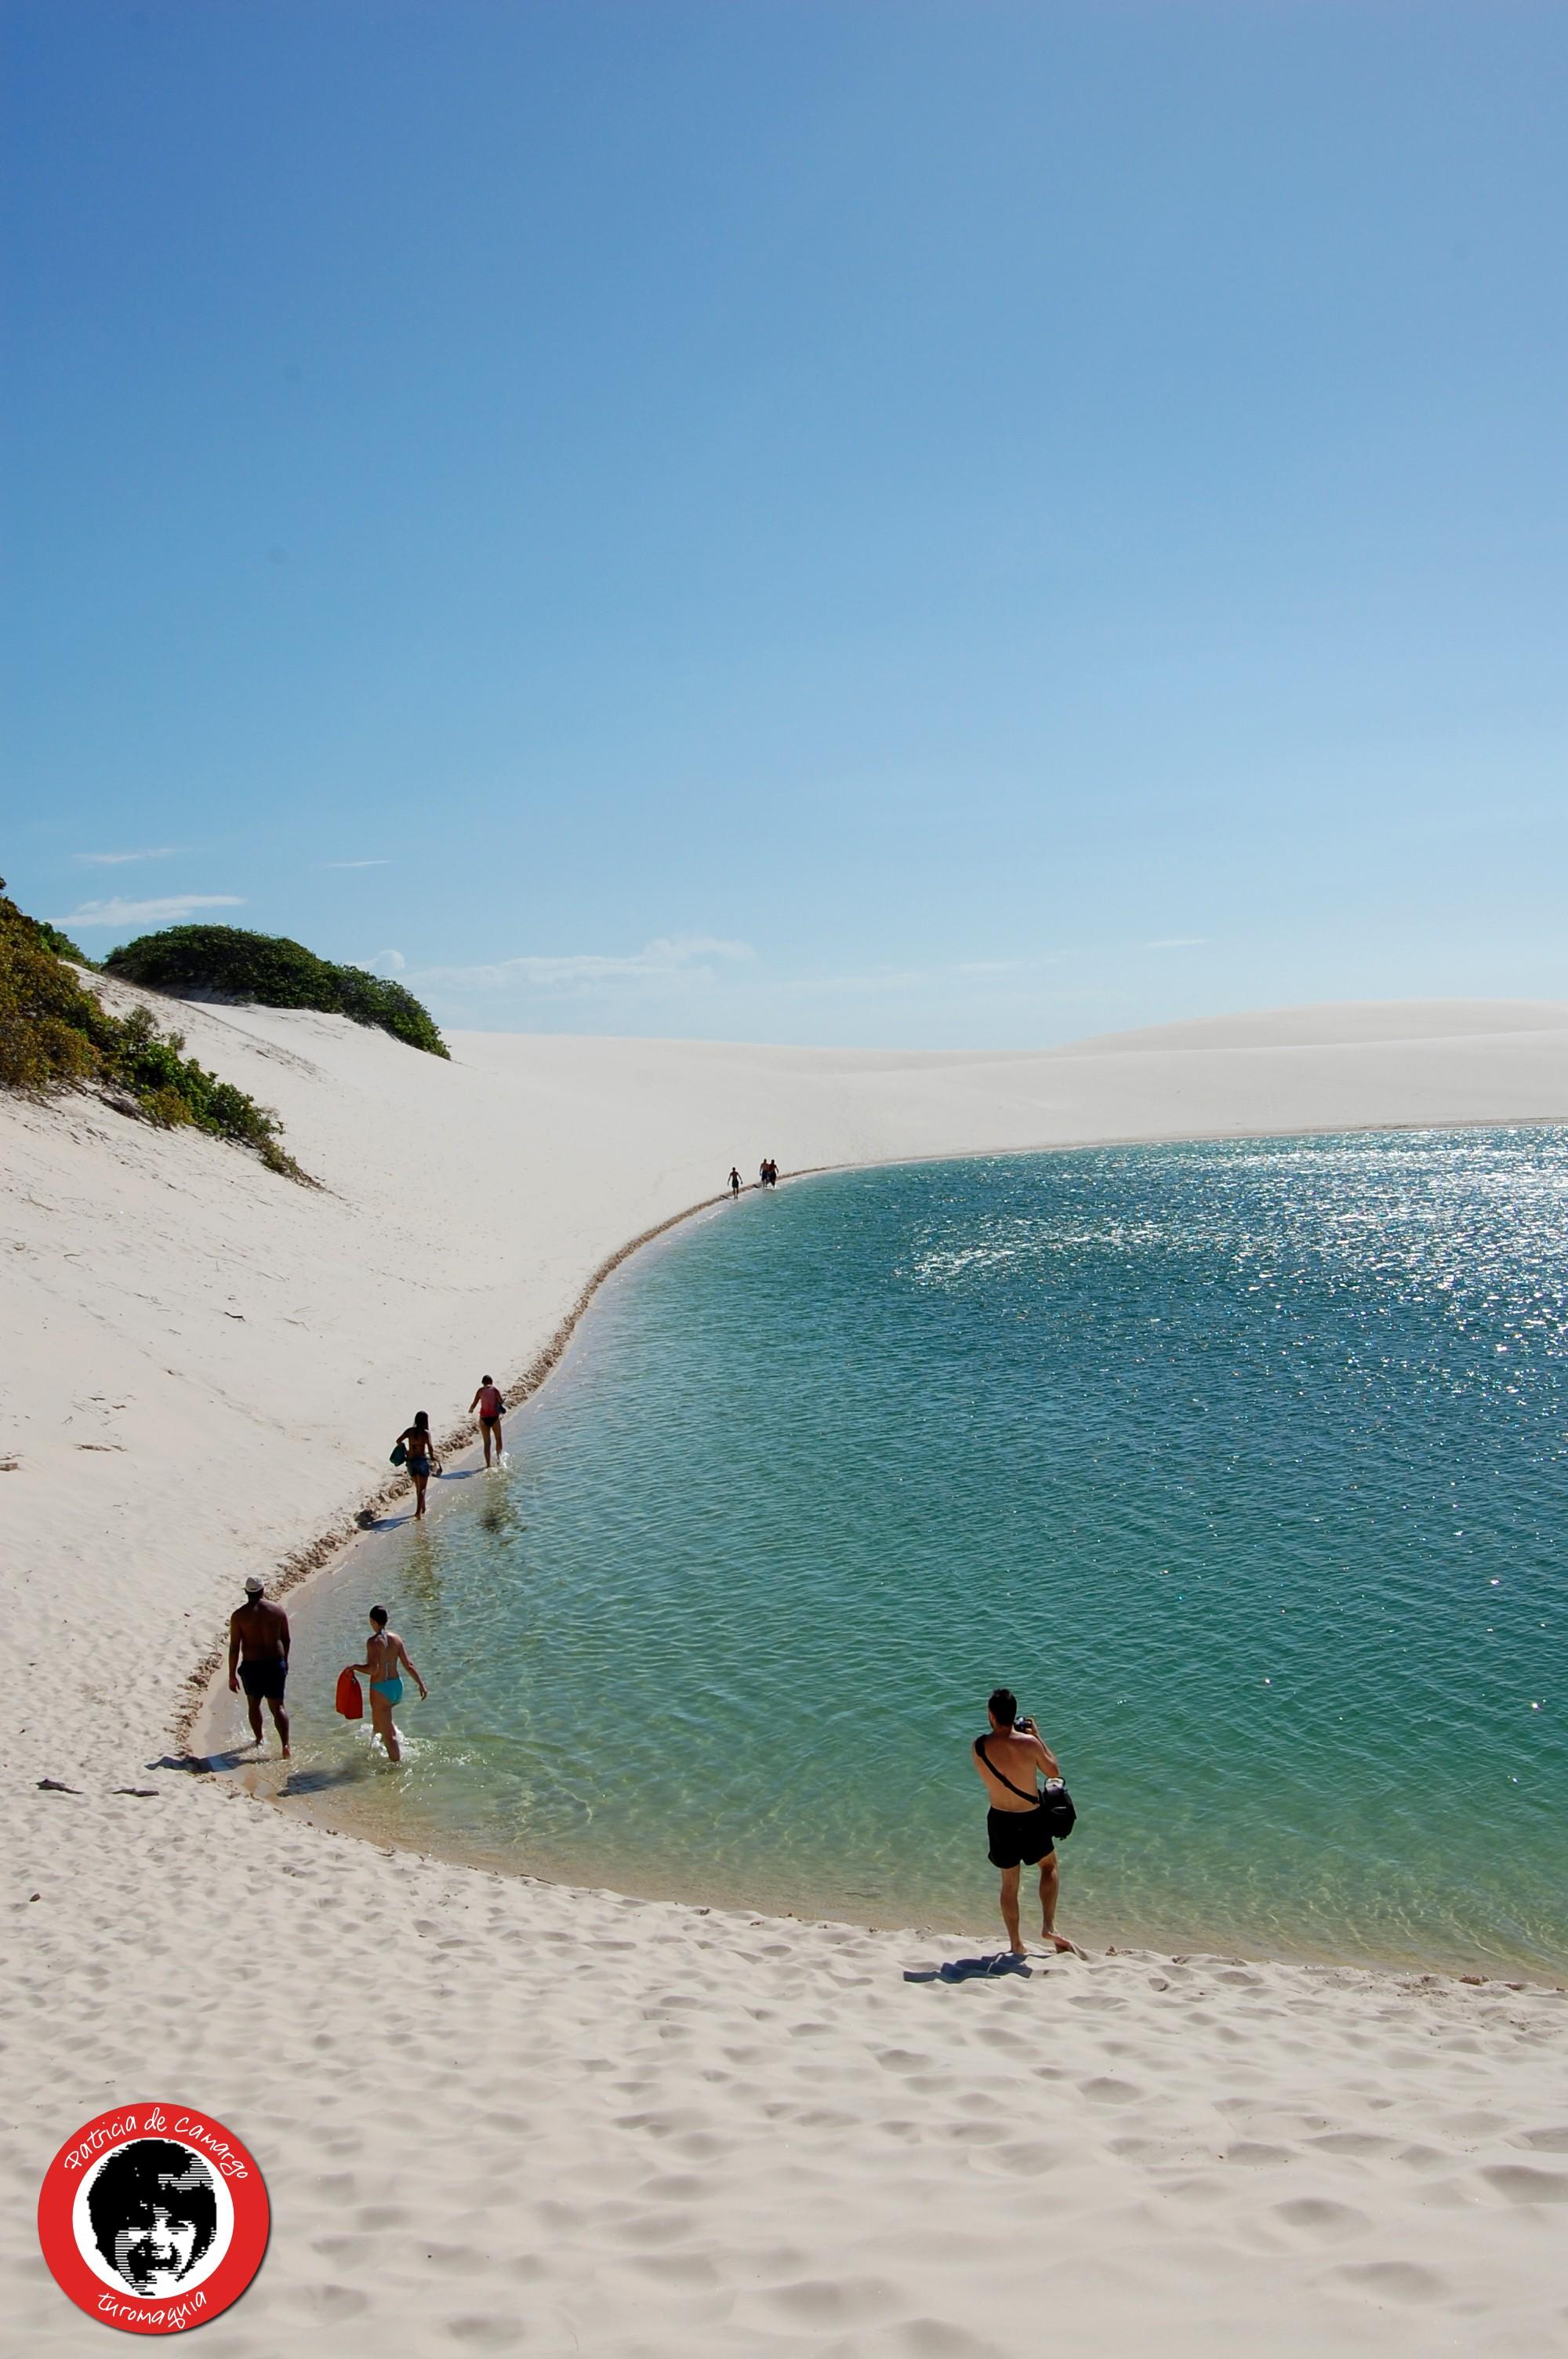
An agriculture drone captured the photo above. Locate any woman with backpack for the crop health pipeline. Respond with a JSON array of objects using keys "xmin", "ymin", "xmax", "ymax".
[{"xmin": 390, "ymin": 1409, "xmax": 442, "ymax": 1518}]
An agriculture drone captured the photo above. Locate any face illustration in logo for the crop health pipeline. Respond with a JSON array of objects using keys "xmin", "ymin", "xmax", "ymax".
[{"xmin": 85, "ymin": 2141, "xmax": 219, "ymax": 2295}]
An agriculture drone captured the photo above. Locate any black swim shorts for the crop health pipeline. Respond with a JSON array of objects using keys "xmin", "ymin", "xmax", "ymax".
[
  {"xmin": 986, "ymin": 1805, "xmax": 1054, "ymax": 1871},
  {"xmin": 239, "ymin": 1659, "xmax": 288, "ymax": 1702}
]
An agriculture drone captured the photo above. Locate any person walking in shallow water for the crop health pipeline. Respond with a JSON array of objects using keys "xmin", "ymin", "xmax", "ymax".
[
  {"xmin": 728, "ymin": 1166, "xmax": 742, "ymax": 1198},
  {"xmin": 971, "ymin": 1686, "xmax": 1080, "ymax": 1957},
  {"xmin": 393, "ymin": 1410, "xmax": 441, "ymax": 1518},
  {"xmin": 348, "ymin": 1605, "xmax": 427, "ymax": 1764},
  {"xmin": 227, "ymin": 1576, "xmax": 291, "ymax": 1757},
  {"xmin": 469, "ymin": 1376, "xmax": 505, "ymax": 1467}
]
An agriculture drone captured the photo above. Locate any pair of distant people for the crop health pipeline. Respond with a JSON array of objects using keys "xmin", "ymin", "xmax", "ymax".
[
  {"xmin": 390, "ymin": 1376, "xmax": 507, "ymax": 1520},
  {"xmin": 229, "ymin": 1578, "xmax": 425, "ymax": 1765}
]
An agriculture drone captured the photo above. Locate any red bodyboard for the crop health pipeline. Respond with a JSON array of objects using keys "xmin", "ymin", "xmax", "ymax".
[{"xmin": 335, "ymin": 1667, "xmax": 364, "ymax": 1720}]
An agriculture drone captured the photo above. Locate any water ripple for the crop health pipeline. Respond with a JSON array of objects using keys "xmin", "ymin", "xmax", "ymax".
[{"xmin": 286, "ymin": 1129, "xmax": 1568, "ymax": 1975}]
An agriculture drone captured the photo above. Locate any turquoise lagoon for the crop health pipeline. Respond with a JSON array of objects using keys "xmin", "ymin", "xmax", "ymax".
[{"xmin": 282, "ymin": 1131, "xmax": 1568, "ymax": 1975}]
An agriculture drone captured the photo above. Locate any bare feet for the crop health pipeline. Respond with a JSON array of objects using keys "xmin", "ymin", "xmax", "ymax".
[{"xmin": 1043, "ymin": 1931, "xmax": 1087, "ymax": 1957}]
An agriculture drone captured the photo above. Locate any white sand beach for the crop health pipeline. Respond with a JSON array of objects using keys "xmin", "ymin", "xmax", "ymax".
[{"xmin": 5, "ymin": 988, "xmax": 1568, "ymax": 2357}]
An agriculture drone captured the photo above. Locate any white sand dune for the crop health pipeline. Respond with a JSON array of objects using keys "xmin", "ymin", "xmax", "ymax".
[{"xmin": 5, "ymin": 989, "xmax": 1568, "ymax": 2356}]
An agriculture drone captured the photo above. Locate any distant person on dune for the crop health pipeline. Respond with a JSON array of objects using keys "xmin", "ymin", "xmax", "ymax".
[
  {"xmin": 347, "ymin": 1604, "xmax": 427, "ymax": 1764},
  {"xmin": 728, "ymin": 1166, "xmax": 742, "ymax": 1198},
  {"xmin": 227, "ymin": 1576, "xmax": 290, "ymax": 1757},
  {"xmin": 394, "ymin": 1410, "xmax": 442, "ymax": 1518},
  {"xmin": 470, "ymin": 1376, "xmax": 506, "ymax": 1467},
  {"xmin": 971, "ymin": 1687, "xmax": 1080, "ymax": 1958}
]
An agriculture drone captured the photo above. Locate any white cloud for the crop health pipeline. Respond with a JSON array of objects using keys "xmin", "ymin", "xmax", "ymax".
[
  {"xmin": 1145, "ymin": 936, "xmax": 1207, "ymax": 951},
  {"xmin": 321, "ymin": 859, "xmax": 390, "ymax": 870},
  {"xmin": 416, "ymin": 936, "xmax": 753, "ymax": 996},
  {"xmin": 359, "ymin": 948, "xmax": 405, "ymax": 973},
  {"xmin": 59, "ymin": 894, "xmax": 245, "ymax": 930},
  {"xmin": 73, "ymin": 847, "xmax": 183, "ymax": 866}
]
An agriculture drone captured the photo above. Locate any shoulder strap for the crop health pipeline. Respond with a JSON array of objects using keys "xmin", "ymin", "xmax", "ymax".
[{"xmin": 975, "ymin": 1735, "xmax": 1041, "ymax": 1807}]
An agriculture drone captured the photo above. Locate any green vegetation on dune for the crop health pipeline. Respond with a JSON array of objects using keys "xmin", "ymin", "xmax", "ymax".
[
  {"xmin": 0, "ymin": 885, "xmax": 307, "ymax": 1180},
  {"xmin": 104, "ymin": 924, "xmax": 449, "ymax": 1057},
  {"xmin": 31, "ymin": 917, "xmax": 94, "ymax": 965}
]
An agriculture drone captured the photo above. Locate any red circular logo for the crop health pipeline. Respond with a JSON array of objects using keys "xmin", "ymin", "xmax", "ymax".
[{"xmin": 38, "ymin": 2106, "xmax": 269, "ymax": 2335}]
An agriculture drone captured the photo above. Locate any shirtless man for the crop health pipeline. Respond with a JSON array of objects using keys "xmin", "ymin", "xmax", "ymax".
[
  {"xmin": 728, "ymin": 1167, "xmax": 742, "ymax": 1198},
  {"xmin": 971, "ymin": 1686, "xmax": 1078, "ymax": 1957},
  {"xmin": 348, "ymin": 1605, "xmax": 428, "ymax": 1764},
  {"xmin": 227, "ymin": 1576, "xmax": 291, "ymax": 1757},
  {"xmin": 469, "ymin": 1376, "xmax": 505, "ymax": 1467}
]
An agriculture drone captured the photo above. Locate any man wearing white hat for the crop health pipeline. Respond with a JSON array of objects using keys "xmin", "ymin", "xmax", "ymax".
[{"xmin": 227, "ymin": 1577, "xmax": 291, "ymax": 1757}]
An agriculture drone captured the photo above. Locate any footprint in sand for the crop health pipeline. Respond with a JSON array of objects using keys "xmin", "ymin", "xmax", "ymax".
[
  {"xmin": 1273, "ymin": 2196, "xmax": 1367, "ymax": 2238},
  {"xmin": 1332, "ymin": 2260, "xmax": 1446, "ymax": 2304},
  {"xmin": 749, "ymin": 2275, "xmax": 902, "ymax": 2329},
  {"xmin": 1481, "ymin": 2163, "xmax": 1568, "ymax": 2203},
  {"xmin": 894, "ymin": 2319, "xmax": 1007, "ymax": 2359},
  {"xmin": 446, "ymin": 2317, "xmax": 525, "ymax": 2350},
  {"xmin": 1080, "ymin": 2075, "xmax": 1141, "ymax": 2105}
]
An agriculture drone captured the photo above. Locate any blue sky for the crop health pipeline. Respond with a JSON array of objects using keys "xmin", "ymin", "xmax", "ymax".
[{"xmin": 5, "ymin": 2, "xmax": 1566, "ymax": 1048}]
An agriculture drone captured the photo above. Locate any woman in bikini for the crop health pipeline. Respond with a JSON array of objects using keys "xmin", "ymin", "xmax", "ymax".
[
  {"xmin": 348, "ymin": 1605, "xmax": 428, "ymax": 1764},
  {"xmin": 468, "ymin": 1376, "xmax": 506, "ymax": 1468},
  {"xmin": 393, "ymin": 1410, "xmax": 441, "ymax": 1518}
]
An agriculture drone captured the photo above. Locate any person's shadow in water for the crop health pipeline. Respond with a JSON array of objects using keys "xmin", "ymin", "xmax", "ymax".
[
  {"xmin": 281, "ymin": 1764, "xmax": 363, "ymax": 1796},
  {"xmin": 903, "ymin": 1952, "xmax": 1034, "ymax": 1983}
]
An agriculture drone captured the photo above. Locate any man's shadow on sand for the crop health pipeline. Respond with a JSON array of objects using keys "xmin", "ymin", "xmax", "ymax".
[
  {"xmin": 146, "ymin": 1750, "xmax": 361, "ymax": 1797},
  {"xmin": 903, "ymin": 1952, "xmax": 1034, "ymax": 1983}
]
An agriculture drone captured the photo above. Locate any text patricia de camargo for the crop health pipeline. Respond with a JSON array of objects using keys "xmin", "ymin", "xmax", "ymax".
[{"xmin": 58, "ymin": 2110, "xmax": 251, "ymax": 2180}]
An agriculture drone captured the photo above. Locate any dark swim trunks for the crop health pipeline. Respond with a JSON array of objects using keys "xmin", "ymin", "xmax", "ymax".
[
  {"xmin": 986, "ymin": 1805, "xmax": 1054, "ymax": 1871},
  {"xmin": 239, "ymin": 1658, "xmax": 288, "ymax": 1702}
]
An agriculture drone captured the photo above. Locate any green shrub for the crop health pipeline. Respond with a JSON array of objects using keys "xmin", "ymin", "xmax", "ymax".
[
  {"xmin": 0, "ymin": 885, "xmax": 307, "ymax": 1180},
  {"xmin": 32, "ymin": 918, "xmax": 93, "ymax": 965},
  {"xmin": 104, "ymin": 924, "xmax": 448, "ymax": 1057}
]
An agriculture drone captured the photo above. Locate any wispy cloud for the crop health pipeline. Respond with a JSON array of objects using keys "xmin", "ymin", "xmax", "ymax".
[
  {"xmin": 59, "ymin": 894, "xmax": 245, "ymax": 931},
  {"xmin": 414, "ymin": 936, "xmax": 753, "ymax": 996},
  {"xmin": 359, "ymin": 948, "xmax": 405, "ymax": 973},
  {"xmin": 321, "ymin": 859, "xmax": 390, "ymax": 870},
  {"xmin": 73, "ymin": 847, "xmax": 183, "ymax": 867},
  {"xmin": 1145, "ymin": 936, "xmax": 1207, "ymax": 951}
]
